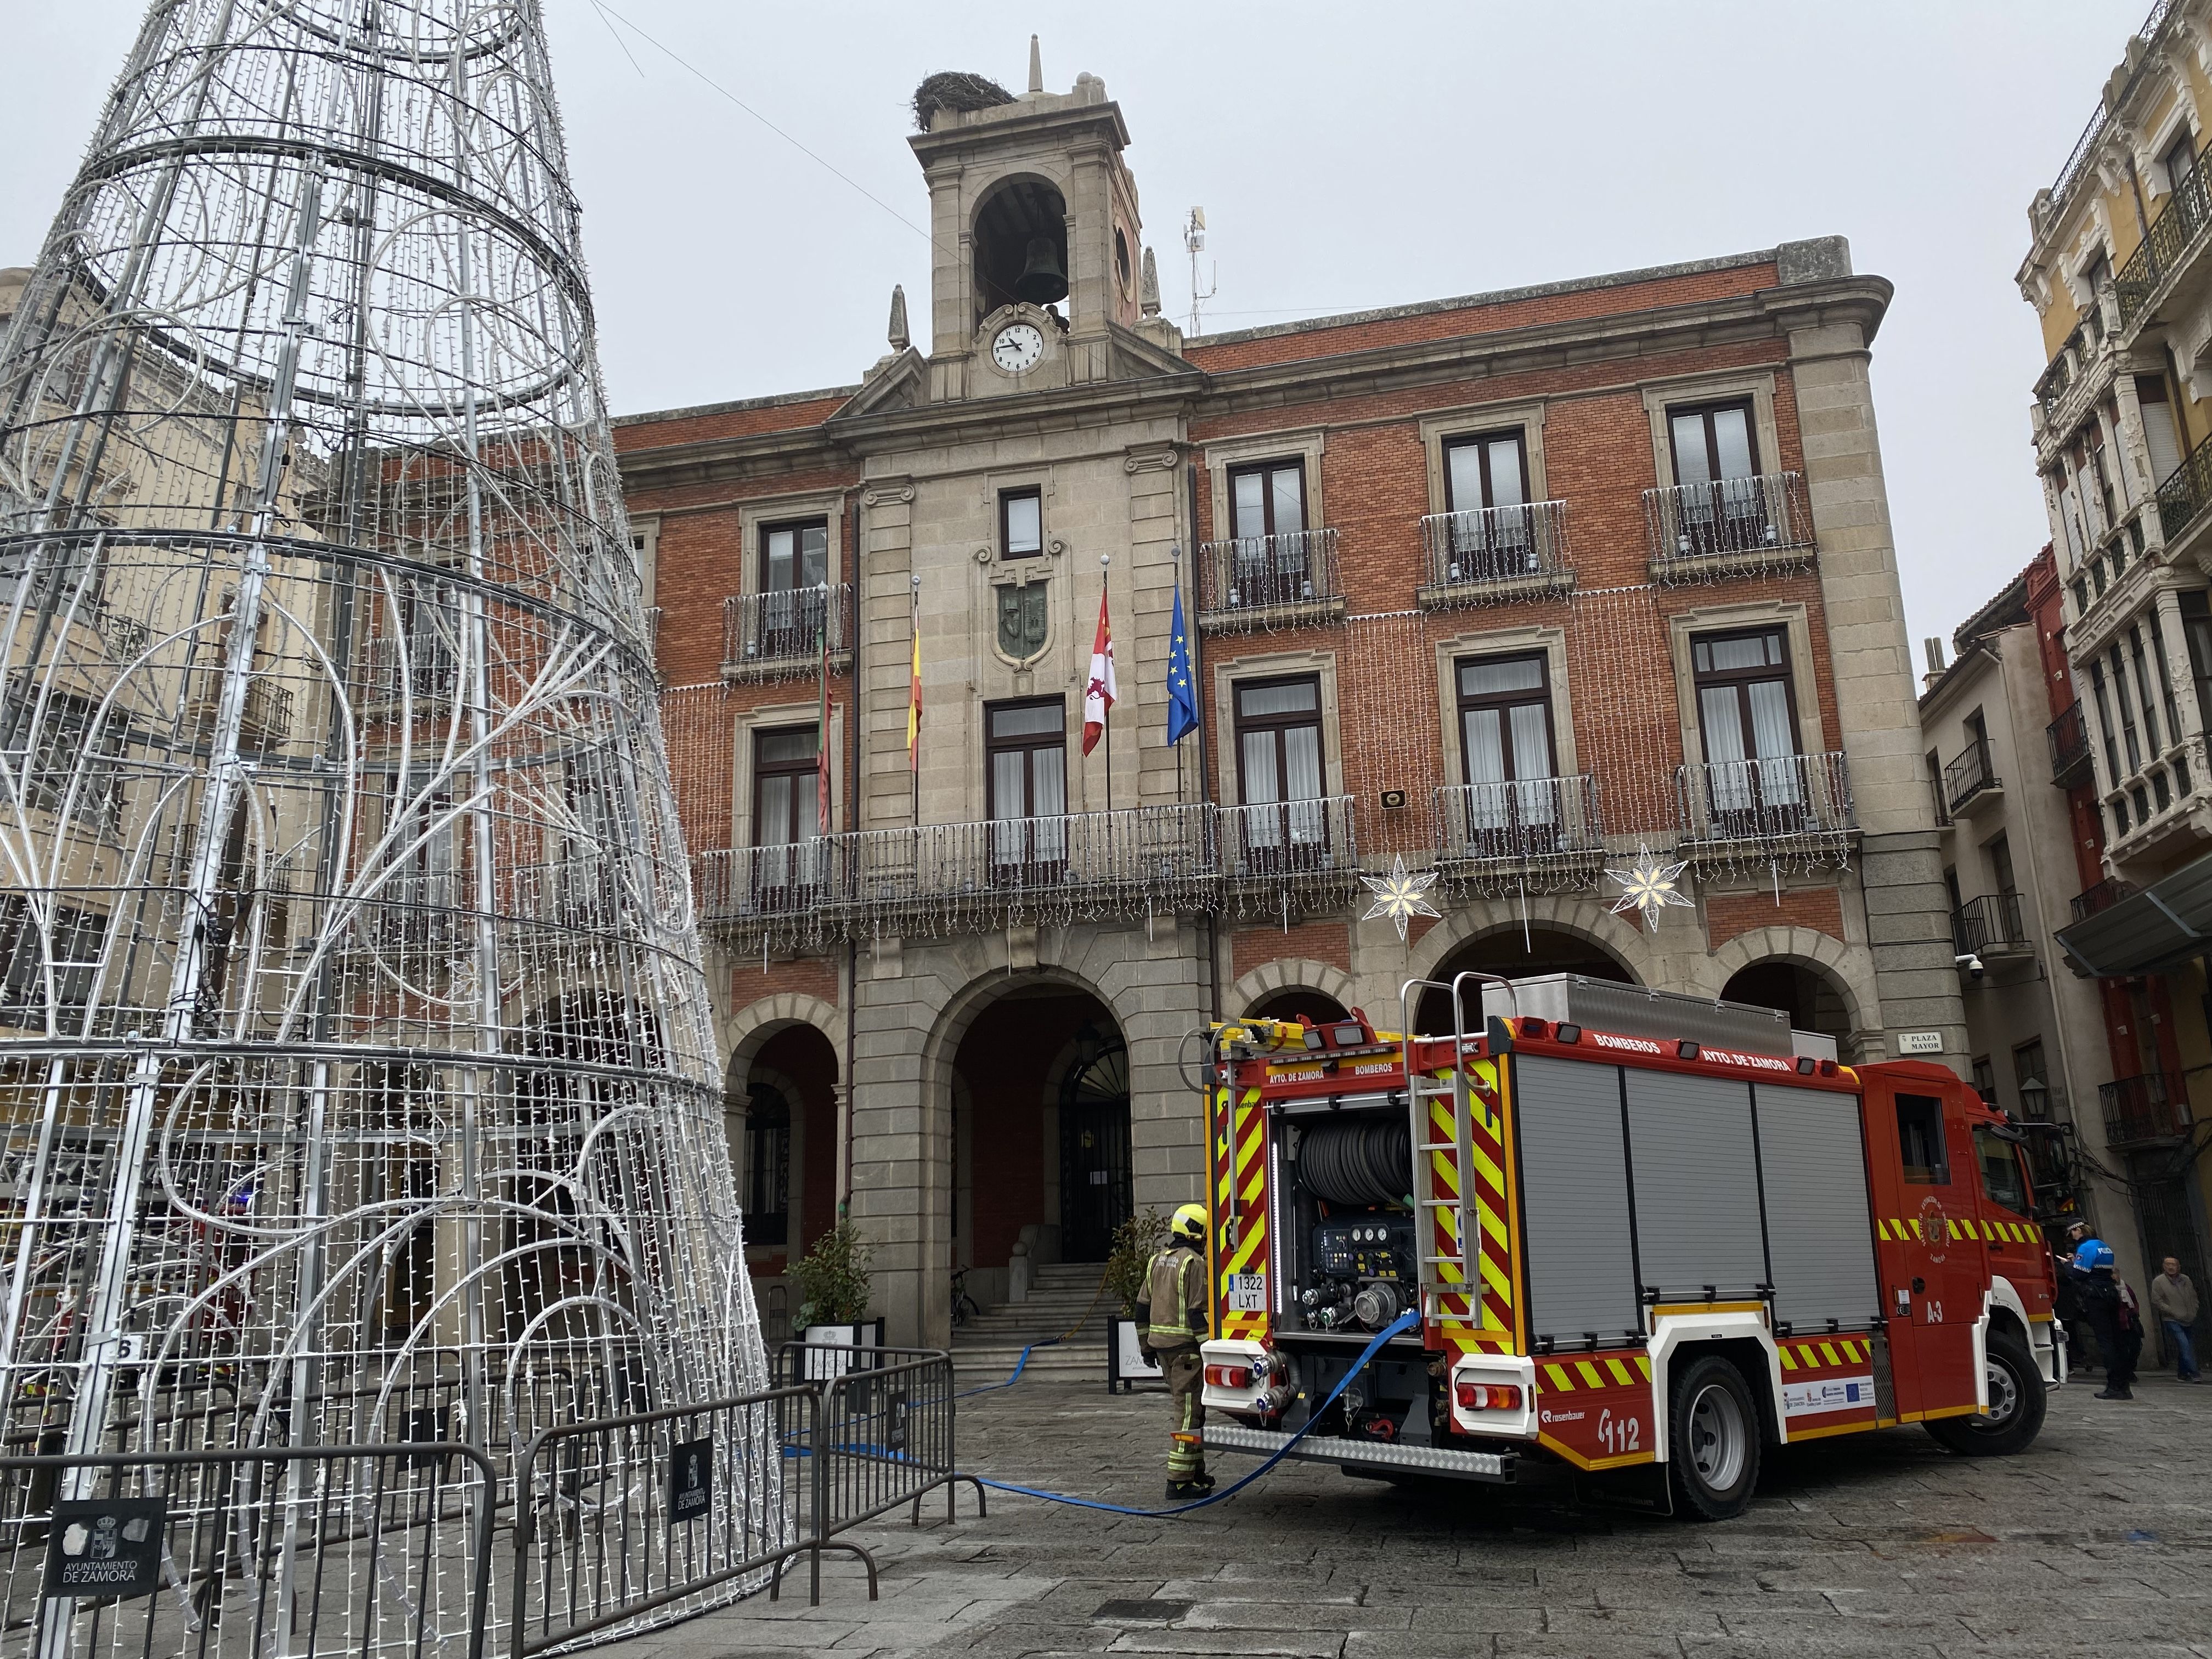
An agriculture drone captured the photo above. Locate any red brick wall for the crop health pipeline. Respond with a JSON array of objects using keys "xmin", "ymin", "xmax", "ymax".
[
  {"xmin": 612, "ymin": 395, "xmax": 850, "ymax": 453},
  {"xmin": 1230, "ymin": 922, "xmax": 1351, "ymax": 990},
  {"xmin": 731, "ymin": 956, "xmax": 839, "ymax": 1013},
  {"xmin": 1703, "ymin": 887, "xmax": 1845, "ymax": 950}
]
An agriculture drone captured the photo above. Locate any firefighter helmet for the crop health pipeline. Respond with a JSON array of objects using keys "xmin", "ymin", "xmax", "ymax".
[{"xmin": 1170, "ymin": 1203, "xmax": 1206, "ymax": 1244}]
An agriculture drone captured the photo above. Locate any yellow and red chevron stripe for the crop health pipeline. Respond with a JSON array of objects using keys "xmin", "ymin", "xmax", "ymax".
[
  {"xmin": 1538, "ymin": 1352, "xmax": 1651, "ymax": 1392},
  {"xmin": 1215, "ymin": 1084, "xmax": 1269, "ymax": 1338},
  {"xmin": 1776, "ymin": 1336, "xmax": 1873, "ymax": 1372},
  {"xmin": 1874, "ymin": 1216, "xmax": 2040, "ymax": 1244},
  {"xmin": 1425, "ymin": 1058, "xmax": 1514, "ymax": 1345}
]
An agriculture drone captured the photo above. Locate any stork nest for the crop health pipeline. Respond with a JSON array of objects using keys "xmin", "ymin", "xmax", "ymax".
[{"xmin": 913, "ymin": 72, "xmax": 1014, "ymax": 131}]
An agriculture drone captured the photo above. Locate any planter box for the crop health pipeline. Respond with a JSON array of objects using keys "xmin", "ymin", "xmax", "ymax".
[
  {"xmin": 794, "ymin": 1316, "xmax": 884, "ymax": 1380},
  {"xmin": 1106, "ymin": 1313, "xmax": 1165, "ymax": 1394}
]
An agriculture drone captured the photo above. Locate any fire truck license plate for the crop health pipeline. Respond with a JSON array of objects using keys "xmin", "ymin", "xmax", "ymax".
[{"xmin": 1228, "ymin": 1274, "xmax": 1265, "ymax": 1312}]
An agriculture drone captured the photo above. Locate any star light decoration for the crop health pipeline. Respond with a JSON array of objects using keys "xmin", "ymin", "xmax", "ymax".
[
  {"xmin": 1605, "ymin": 844, "xmax": 1695, "ymax": 933},
  {"xmin": 1361, "ymin": 855, "xmax": 1442, "ymax": 942}
]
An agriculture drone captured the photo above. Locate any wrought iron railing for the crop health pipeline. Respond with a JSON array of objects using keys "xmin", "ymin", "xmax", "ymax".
[
  {"xmin": 361, "ymin": 630, "xmax": 459, "ymax": 713},
  {"xmin": 2069, "ymin": 876, "xmax": 2137, "ymax": 922},
  {"xmin": 1943, "ymin": 739, "xmax": 2000, "ymax": 812},
  {"xmin": 2155, "ymin": 425, "xmax": 2212, "ymax": 547},
  {"xmin": 1642, "ymin": 472, "xmax": 1815, "ymax": 571},
  {"xmin": 1195, "ymin": 528, "xmax": 1342, "ymax": 624},
  {"xmin": 2100, "ymin": 1069, "xmax": 2191, "ymax": 1148},
  {"xmin": 1217, "ymin": 793, "xmax": 1362, "ymax": 915},
  {"xmin": 1417, "ymin": 501, "xmax": 1570, "ymax": 603},
  {"xmin": 695, "ymin": 841, "xmax": 842, "ymax": 927},
  {"xmin": 1434, "ymin": 775, "xmax": 1601, "ymax": 870},
  {"xmin": 1674, "ymin": 751, "xmax": 1854, "ymax": 852},
  {"xmin": 186, "ymin": 669, "xmax": 294, "ymax": 750},
  {"xmin": 722, "ymin": 583, "xmax": 851, "ymax": 675},
  {"xmin": 1951, "ymin": 892, "xmax": 2028, "ymax": 957},
  {"xmin": 2048, "ymin": 701, "xmax": 2092, "ymax": 787},
  {"xmin": 2046, "ymin": 2, "xmax": 2177, "ymax": 211},
  {"xmin": 2036, "ymin": 326, "xmax": 2082, "ymax": 419},
  {"xmin": 2116, "ymin": 128, "xmax": 2212, "ymax": 324}
]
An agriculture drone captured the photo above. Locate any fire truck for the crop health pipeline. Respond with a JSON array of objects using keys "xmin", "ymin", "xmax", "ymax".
[{"xmin": 1197, "ymin": 974, "xmax": 2063, "ymax": 1520}]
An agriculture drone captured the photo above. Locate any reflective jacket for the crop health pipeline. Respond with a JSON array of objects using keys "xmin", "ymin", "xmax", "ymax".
[{"xmin": 1135, "ymin": 1244, "xmax": 1207, "ymax": 1349}]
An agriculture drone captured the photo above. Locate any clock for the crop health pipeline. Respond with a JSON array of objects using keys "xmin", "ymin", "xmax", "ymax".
[{"xmin": 991, "ymin": 321, "xmax": 1045, "ymax": 374}]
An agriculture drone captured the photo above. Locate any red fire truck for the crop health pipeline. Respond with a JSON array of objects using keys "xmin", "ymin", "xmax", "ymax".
[{"xmin": 1198, "ymin": 974, "xmax": 2063, "ymax": 1519}]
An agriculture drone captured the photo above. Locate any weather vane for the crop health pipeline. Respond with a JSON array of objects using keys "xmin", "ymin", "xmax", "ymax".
[
  {"xmin": 1360, "ymin": 855, "xmax": 1442, "ymax": 942},
  {"xmin": 1605, "ymin": 844, "xmax": 1695, "ymax": 933}
]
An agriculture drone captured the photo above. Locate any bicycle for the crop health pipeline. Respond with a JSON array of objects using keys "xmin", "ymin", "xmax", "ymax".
[{"xmin": 950, "ymin": 1267, "xmax": 984, "ymax": 1329}]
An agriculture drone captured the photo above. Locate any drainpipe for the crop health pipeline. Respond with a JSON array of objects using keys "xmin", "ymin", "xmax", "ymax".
[{"xmin": 842, "ymin": 485, "xmax": 861, "ymax": 1218}]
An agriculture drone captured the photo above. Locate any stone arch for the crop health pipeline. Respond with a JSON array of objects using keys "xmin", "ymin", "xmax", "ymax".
[
  {"xmin": 723, "ymin": 992, "xmax": 841, "ymax": 1087},
  {"xmin": 1703, "ymin": 926, "xmax": 1878, "ymax": 1058},
  {"xmin": 1409, "ymin": 893, "xmax": 1651, "ymax": 988},
  {"xmin": 1228, "ymin": 956, "xmax": 1359, "ymax": 1021}
]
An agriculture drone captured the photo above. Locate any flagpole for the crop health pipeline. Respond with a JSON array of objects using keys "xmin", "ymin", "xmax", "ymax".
[
  {"xmin": 909, "ymin": 572, "xmax": 921, "ymax": 827},
  {"xmin": 1101, "ymin": 552, "xmax": 1112, "ymax": 818}
]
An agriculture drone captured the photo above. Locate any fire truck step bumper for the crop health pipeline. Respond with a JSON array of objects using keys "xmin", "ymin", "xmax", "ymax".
[{"xmin": 1205, "ymin": 1424, "xmax": 1516, "ymax": 1484}]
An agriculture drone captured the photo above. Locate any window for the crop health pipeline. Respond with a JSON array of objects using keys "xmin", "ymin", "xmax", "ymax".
[
  {"xmin": 752, "ymin": 725, "xmax": 823, "ymax": 893},
  {"xmin": 1441, "ymin": 430, "xmax": 1535, "ymax": 574},
  {"xmin": 2129, "ymin": 624, "xmax": 2164, "ymax": 754},
  {"xmin": 2089, "ymin": 658, "xmax": 2123, "ymax": 779},
  {"xmin": 1691, "ymin": 627, "xmax": 1803, "ymax": 819},
  {"xmin": 1669, "ymin": 399, "xmax": 1759, "ymax": 485},
  {"xmin": 1234, "ymin": 675, "xmax": 1327, "ymax": 858},
  {"xmin": 2107, "ymin": 643, "xmax": 2142, "ymax": 771},
  {"xmin": 2139, "ymin": 375, "xmax": 2185, "ymax": 485},
  {"xmin": 2076, "ymin": 420, "xmax": 2117, "ymax": 531},
  {"xmin": 1971, "ymin": 1057, "xmax": 1996, "ymax": 1107},
  {"xmin": 1454, "ymin": 652, "xmax": 1559, "ymax": 844},
  {"xmin": 2163, "ymin": 127, "xmax": 2199, "ymax": 194},
  {"xmin": 985, "ymin": 698, "xmax": 1066, "ymax": 871},
  {"xmin": 1228, "ymin": 460, "xmax": 1306, "ymax": 541},
  {"xmin": 1974, "ymin": 1126, "xmax": 2030, "ymax": 1217},
  {"xmin": 2013, "ymin": 1039, "xmax": 2049, "ymax": 1119},
  {"xmin": 2182, "ymin": 591, "xmax": 2212, "ymax": 732},
  {"xmin": 1988, "ymin": 833, "xmax": 2017, "ymax": 899},
  {"xmin": 2081, "ymin": 250, "xmax": 2113, "ymax": 345},
  {"xmin": 1926, "ymin": 749, "xmax": 1946, "ymax": 826},
  {"xmin": 0, "ymin": 682, "xmax": 128, "ymax": 832},
  {"xmin": 1000, "ymin": 488, "xmax": 1043, "ymax": 560},
  {"xmin": 746, "ymin": 1084, "xmax": 792, "ymax": 1248},
  {"xmin": 0, "ymin": 896, "xmax": 108, "ymax": 1030},
  {"xmin": 759, "ymin": 518, "xmax": 830, "ymax": 658},
  {"xmin": 1665, "ymin": 399, "xmax": 1770, "ymax": 554},
  {"xmin": 1895, "ymin": 1094, "xmax": 1951, "ymax": 1185}
]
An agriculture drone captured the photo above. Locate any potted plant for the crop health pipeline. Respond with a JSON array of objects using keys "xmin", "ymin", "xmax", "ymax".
[
  {"xmin": 1104, "ymin": 1209, "xmax": 1168, "ymax": 1392},
  {"xmin": 792, "ymin": 1222, "xmax": 879, "ymax": 1377}
]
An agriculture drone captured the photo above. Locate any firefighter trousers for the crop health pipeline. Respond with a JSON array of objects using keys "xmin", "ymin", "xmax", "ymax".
[{"xmin": 1160, "ymin": 1345, "xmax": 1205, "ymax": 1482}]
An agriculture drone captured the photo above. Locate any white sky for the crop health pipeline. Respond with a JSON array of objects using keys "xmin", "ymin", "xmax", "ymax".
[{"xmin": 0, "ymin": 1, "xmax": 2155, "ymax": 656}]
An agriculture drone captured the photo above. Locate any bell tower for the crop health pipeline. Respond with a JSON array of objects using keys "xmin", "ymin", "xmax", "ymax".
[{"xmin": 910, "ymin": 42, "xmax": 1172, "ymax": 402}]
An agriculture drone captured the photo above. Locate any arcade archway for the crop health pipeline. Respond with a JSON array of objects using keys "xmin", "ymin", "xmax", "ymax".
[{"xmin": 1417, "ymin": 925, "xmax": 1635, "ymax": 1032}]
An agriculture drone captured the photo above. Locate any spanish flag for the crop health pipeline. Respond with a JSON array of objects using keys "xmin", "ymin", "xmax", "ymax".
[{"xmin": 906, "ymin": 584, "xmax": 922, "ymax": 772}]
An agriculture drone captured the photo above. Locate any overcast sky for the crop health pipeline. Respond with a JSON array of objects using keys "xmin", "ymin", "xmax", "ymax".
[{"xmin": 0, "ymin": 1, "xmax": 2154, "ymax": 656}]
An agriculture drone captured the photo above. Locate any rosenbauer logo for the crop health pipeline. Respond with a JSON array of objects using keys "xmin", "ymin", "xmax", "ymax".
[{"xmin": 1538, "ymin": 1408, "xmax": 1584, "ymax": 1424}]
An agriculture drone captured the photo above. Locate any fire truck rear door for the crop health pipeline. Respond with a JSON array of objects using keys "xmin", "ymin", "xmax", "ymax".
[{"xmin": 1863, "ymin": 1075, "xmax": 1982, "ymax": 1418}]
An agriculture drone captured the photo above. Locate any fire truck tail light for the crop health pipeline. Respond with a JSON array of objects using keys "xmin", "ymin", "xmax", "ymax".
[
  {"xmin": 1454, "ymin": 1381, "xmax": 1523, "ymax": 1412},
  {"xmin": 1206, "ymin": 1364, "xmax": 1254, "ymax": 1390}
]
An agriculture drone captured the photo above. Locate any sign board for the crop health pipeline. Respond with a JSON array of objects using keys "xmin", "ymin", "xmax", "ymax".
[
  {"xmin": 1110, "ymin": 1316, "xmax": 1164, "ymax": 1389},
  {"xmin": 1896, "ymin": 1031, "xmax": 1944, "ymax": 1056},
  {"xmin": 668, "ymin": 1437, "xmax": 712, "ymax": 1523},
  {"xmin": 44, "ymin": 1497, "xmax": 165, "ymax": 1601},
  {"xmin": 883, "ymin": 1386, "xmax": 909, "ymax": 1455}
]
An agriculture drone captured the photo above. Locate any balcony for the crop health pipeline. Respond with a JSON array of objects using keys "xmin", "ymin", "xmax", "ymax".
[
  {"xmin": 2154, "ymin": 425, "xmax": 2212, "ymax": 551},
  {"xmin": 694, "ymin": 841, "xmax": 840, "ymax": 935},
  {"xmin": 1195, "ymin": 529, "xmax": 1344, "ymax": 631},
  {"xmin": 2069, "ymin": 877, "xmax": 2137, "ymax": 922},
  {"xmin": 1642, "ymin": 472, "xmax": 1815, "ymax": 584},
  {"xmin": 1415, "ymin": 501, "xmax": 1571, "ymax": 608},
  {"xmin": 2099, "ymin": 1070, "xmax": 2192, "ymax": 1150},
  {"xmin": 185, "ymin": 670, "xmax": 294, "ymax": 752},
  {"xmin": 2114, "ymin": 135, "xmax": 2212, "ymax": 328},
  {"xmin": 1951, "ymin": 893, "xmax": 2030, "ymax": 959},
  {"xmin": 1217, "ymin": 795, "xmax": 1362, "ymax": 916},
  {"xmin": 1674, "ymin": 751, "xmax": 1854, "ymax": 865},
  {"xmin": 720, "ymin": 583, "xmax": 852, "ymax": 680},
  {"xmin": 1432, "ymin": 776, "xmax": 1604, "ymax": 896},
  {"xmin": 1942, "ymin": 740, "xmax": 2001, "ymax": 815},
  {"xmin": 360, "ymin": 631, "xmax": 459, "ymax": 718},
  {"xmin": 2047, "ymin": 702, "xmax": 2093, "ymax": 789}
]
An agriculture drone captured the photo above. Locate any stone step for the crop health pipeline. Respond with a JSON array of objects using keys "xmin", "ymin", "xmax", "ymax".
[{"xmin": 950, "ymin": 1342, "xmax": 1108, "ymax": 1383}]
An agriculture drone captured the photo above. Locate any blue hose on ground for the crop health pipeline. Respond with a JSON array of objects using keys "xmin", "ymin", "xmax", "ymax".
[{"xmin": 967, "ymin": 1310, "xmax": 1420, "ymax": 1517}]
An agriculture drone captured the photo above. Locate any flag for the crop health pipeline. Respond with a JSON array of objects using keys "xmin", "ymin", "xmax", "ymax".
[
  {"xmin": 1082, "ymin": 585, "xmax": 1116, "ymax": 756},
  {"xmin": 1166, "ymin": 582, "xmax": 1198, "ymax": 745},
  {"xmin": 906, "ymin": 585, "xmax": 922, "ymax": 772},
  {"xmin": 816, "ymin": 620, "xmax": 832, "ymax": 832}
]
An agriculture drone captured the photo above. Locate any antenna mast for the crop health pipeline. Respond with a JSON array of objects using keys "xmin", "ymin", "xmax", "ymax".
[{"xmin": 1185, "ymin": 207, "xmax": 1217, "ymax": 336}]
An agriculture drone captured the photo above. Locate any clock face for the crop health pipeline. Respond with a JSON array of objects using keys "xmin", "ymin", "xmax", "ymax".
[{"xmin": 991, "ymin": 322, "xmax": 1045, "ymax": 374}]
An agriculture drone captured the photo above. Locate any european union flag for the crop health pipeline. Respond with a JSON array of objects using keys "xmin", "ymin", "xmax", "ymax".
[{"xmin": 1166, "ymin": 582, "xmax": 1199, "ymax": 745}]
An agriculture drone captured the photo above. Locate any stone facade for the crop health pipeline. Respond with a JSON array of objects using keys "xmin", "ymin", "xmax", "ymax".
[{"xmin": 613, "ymin": 55, "xmax": 1960, "ymax": 1347}]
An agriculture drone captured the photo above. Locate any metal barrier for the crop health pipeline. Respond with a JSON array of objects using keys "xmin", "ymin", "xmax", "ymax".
[
  {"xmin": 0, "ymin": 1442, "xmax": 495, "ymax": 1659},
  {"xmin": 511, "ymin": 1389, "xmax": 815, "ymax": 1655}
]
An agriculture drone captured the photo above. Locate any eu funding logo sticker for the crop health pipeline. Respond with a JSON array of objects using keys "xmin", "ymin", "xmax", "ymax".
[
  {"xmin": 669, "ymin": 1437, "xmax": 712, "ymax": 1524},
  {"xmin": 43, "ymin": 1497, "xmax": 165, "ymax": 1600},
  {"xmin": 1781, "ymin": 1377, "xmax": 1876, "ymax": 1419}
]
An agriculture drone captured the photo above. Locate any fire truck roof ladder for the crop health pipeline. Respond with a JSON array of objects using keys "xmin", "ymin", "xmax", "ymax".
[{"xmin": 1401, "ymin": 973, "xmax": 1509, "ymax": 1340}]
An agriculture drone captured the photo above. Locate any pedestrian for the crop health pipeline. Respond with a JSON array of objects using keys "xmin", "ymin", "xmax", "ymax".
[
  {"xmin": 2056, "ymin": 1222, "xmax": 2100, "ymax": 1375},
  {"xmin": 1134, "ymin": 1203, "xmax": 1215, "ymax": 1501},
  {"xmin": 2067, "ymin": 1236, "xmax": 2134, "ymax": 1400},
  {"xmin": 2149, "ymin": 1256, "xmax": 2200, "ymax": 1382}
]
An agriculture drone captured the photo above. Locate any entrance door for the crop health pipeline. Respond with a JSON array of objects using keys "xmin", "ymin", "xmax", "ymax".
[
  {"xmin": 1058, "ymin": 1035, "xmax": 1131, "ymax": 1262},
  {"xmin": 1864, "ymin": 1075, "xmax": 1983, "ymax": 1419}
]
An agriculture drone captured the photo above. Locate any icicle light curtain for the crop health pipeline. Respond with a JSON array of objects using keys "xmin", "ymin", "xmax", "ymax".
[{"xmin": 0, "ymin": 2, "xmax": 772, "ymax": 1652}]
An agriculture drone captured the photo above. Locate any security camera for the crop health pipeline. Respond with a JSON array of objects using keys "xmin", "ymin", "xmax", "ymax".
[{"xmin": 1955, "ymin": 952, "xmax": 1985, "ymax": 981}]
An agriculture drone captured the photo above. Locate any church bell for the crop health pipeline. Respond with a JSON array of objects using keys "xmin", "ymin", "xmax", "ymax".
[{"xmin": 1014, "ymin": 235, "xmax": 1069, "ymax": 304}]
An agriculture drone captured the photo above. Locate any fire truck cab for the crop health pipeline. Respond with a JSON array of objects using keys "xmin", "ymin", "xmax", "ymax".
[{"xmin": 1197, "ymin": 974, "xmax": 2063, "ymax": 1519}]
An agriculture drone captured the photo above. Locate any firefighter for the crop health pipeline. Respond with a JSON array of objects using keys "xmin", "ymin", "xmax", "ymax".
[{"xmin": 1136, "ymin": 1203, "xmax": 1215, "ymax": 1500}]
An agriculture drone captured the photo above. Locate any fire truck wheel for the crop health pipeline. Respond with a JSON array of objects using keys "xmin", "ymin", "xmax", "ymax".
[
  {"xmin": 1925, "ymin": 1331, "xmax": 2046, "ymax": 1457},
  {"xmin": 1668, "ymin": 1356, "xmax": 1761, "ymax": 1521}
]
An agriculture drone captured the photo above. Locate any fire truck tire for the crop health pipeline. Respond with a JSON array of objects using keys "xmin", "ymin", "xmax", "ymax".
[
  {"xmin": 1925, "ymin": 1331, "xmax": 2046, "ymax": 1457},
  {"xmin": 1667, "ymin": 1356, "xmax": 1761, "ymax": 1521}
]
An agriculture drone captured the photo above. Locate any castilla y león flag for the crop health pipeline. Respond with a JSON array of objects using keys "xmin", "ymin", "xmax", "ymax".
[{"xmin": 1082, "ymin": 588, "xmax": 1116, "ymax": 756}]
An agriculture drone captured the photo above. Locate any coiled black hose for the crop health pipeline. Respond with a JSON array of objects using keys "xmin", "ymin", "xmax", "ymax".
[{"xmin": 1299, "ymin": 1118, "xmax": 1411, "ymax": 1206}]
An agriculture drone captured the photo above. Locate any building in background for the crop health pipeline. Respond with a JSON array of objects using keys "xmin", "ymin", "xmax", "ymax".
[
  {"xmin": 618, "ymin": 48, "xmax": 1959, "ymax": 1352},
  {"xmin": 2017, "ymin": 0, "xmax": 2212, "ymax": 1340}
]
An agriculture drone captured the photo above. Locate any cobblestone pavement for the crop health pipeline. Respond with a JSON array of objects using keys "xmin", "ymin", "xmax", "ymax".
[{"xmin": 595, "ymin": 1369, "xmax": 2212, "ymax": 1659}]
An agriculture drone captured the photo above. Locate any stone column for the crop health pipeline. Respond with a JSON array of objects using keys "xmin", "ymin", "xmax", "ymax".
[{"xmin": 1781, "ymin": 240, "xmax": 1967, "ymax": 1070}]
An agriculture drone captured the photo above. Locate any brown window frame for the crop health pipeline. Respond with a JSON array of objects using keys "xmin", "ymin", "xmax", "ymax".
[
  {"xmin": 1666, "ymin": 398, "xmax": 1761, "ymax": 487},
  {"xmin": 1690, "ymin": 626, "xmax": 1803, "ymax": 761},
  {"xmin": 1232, "ymin": 674, "xmax": 1329, "ymax": 865},
  {"xmin": 751, "ymin": 724, "xmax": 820, "ymax": 848},
  {"xmin": 1000, "ymin": 487, "xmax": 1044, "ymax": 560},
  {"xmin": 984, "ymin": 696, "xmax": 1067, "ymax": 872},
  {"xmin": 1690, "ymin": 625, "xmax": 1807, "ymax": 829},
  {"xmin": 1225, "ymin": 459, "xmax": 1307, "ymax": 541},
  {"xmin": 759, "ymin": 517, "xmax": 829, "ymax": 594},
  {"xmin": 1442, "ymin": 429, "xmax": 1530, "ymax": 514},
  {"xmin": 2164, "ymin": 126, "xmax": 2199, "ymax": 192},
  {"xmin": 1453, "ymin": 651, "xmax": 1558, "ymax": 784}
]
